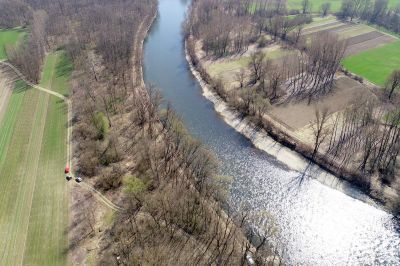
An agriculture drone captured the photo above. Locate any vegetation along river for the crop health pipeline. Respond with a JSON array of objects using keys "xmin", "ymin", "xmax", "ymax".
[{"xmin": 143, "ymin": 0, "xmax": 400, "ymax": 264}]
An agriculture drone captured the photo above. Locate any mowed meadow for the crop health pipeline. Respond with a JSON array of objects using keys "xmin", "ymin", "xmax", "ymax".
[
  {"xmin": 343, "ymin": 41, "xmax": 400, "ymax": 85},
  {"xmin": 0, "ymin": 51, "xmax": 71, "ymax": 265},
  {"xmin": 0, "ymin": 28, "xmax": 25, "ymax": 60},
  {"xmin": 250, "ymin": 0, "xmax": 400, "ymax": 13},
  {"xmin": 286, "ymin": 0, "xmax": 400, "ymax": 13}
]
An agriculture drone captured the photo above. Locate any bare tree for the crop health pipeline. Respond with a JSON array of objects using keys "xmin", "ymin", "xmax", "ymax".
[
  {"xmin": 249, "ymin": 51, "xmax": 265, "ymax": 84},
  {"xmin": 301, "ymin": 0, "xmax": 312, "ymax": 14},
  {"xmin": 321, "ymin": 3, "xmax": 331, "ymax": 16},
  {"xmin": 385, "ymin": 70, "xmax": 400, "ymax": 99},
  {"xmin": 235, "ymin": 68, "xmax": 246, "ymax": 89},
  {"xmin": 311, "ymin": 107, "xmax": 329, "ymax": 158}
]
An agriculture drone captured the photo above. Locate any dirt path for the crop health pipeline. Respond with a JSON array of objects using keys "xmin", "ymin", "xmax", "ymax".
[{"xmin": 0, "ymin": 60, "xmax": 123, "ymax": 213}]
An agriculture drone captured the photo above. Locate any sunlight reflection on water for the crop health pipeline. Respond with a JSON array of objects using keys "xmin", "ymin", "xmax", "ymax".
[{"xmin": 144, "ymin": 0, "xmax": 400, "ymax": 264}]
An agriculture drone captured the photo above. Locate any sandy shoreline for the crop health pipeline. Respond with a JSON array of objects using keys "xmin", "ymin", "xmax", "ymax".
[{"xmin": 184, "ymin": 41, "xmax": 383, "ymax": 208}]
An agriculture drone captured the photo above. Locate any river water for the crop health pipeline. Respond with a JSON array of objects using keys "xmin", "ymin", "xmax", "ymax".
[{"xmin": 143, "ymin": 0, "xmax": 400, "ymax": 264}]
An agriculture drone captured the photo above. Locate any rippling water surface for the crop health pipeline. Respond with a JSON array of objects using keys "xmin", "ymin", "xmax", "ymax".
[{"xmin": 143, "ymin": 0, "xmax": 400, "ymax": 264}]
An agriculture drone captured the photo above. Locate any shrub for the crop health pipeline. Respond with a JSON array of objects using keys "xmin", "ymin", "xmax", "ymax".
[
  {"xmin": 79, "ymin": 151, "xmax": 99, "ymax": 176},
  {"xmin": 124, "ymin": 175, "xmax": 148, "ymax": 195},
  {"xmin": 97, "ymin": 164, "xmax": 125, "ymax": 190},
  {"xmin": 92, "ymin": 112, "xmax": 110, "ymax": 139},
  {"xmin": 257, "ymin": 36, "xmax": 268, "ymax": 48},
  {"xmin": 99, "ymin": 137, "xmax": 121, "ymax": 166}
]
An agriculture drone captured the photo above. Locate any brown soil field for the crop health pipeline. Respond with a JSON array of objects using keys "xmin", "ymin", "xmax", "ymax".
[
  {"xmin": 270, "ymin": 76, "xmax": 375, "ymax": 129},
  {"xmin": 301, "ymin": 19, "xmax": 397, "ymax": 57},
  {"xmin": 346, "ymin": 31, "xmax": 384, "ymax": 46},
  {"xmin": 302, "ymin": 21, "xmax": 344, "ymax": 34},
  {"xmin": 304, "ymin": 21, "xmax": 343, "ymax": 33},
  {"xmin": 345, "ymin": 34, "xmax": 397, "ymax": 56},
  {"xmin": 304, "ymin": 24, "xmax": 352, "ymax": 36}
]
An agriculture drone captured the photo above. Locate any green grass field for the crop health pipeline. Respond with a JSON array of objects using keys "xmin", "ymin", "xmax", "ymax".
[
  {"xmin": 288, "ymin": 0, "xmax": 342, "ymax": 13},
  {"xmin": 251, "ymin": 0, "xmax": 400, "ymax": 13},
  {"xmin": 342, "ymin": 41, "xmax": 400, "ymax": 86},
  {"xmin": 207, "ymin": 48, "xmax": 292, "ymax": 77},
  {"xmin": 0, "ymin": 51, "xmax": 71, "ymax": 265},
  {"xmin": 0, "ymin": 28, "xmax": 25, "ymax": 60},
  {"xmin": 286, "ymin": 0, "xmax": 400, "ymax": 13}
]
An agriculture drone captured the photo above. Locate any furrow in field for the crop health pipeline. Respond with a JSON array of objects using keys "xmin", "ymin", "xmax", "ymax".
[
  {"xmin": 0, "ymin": 88, "xmax": 49, "ymax": 265},
  {"xmin": 23, "ymin": 96, "xmax": 68, "ymax": 265},
  {"xmin": 23, "ymin": 52, "xmax": 69, "ymax": 265}
]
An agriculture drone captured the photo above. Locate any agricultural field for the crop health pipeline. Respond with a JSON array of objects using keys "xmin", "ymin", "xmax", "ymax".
[
  {"xmin": 302, "ymin": 17, "xmax": 397, "ymax": 56},
  {"xmin": 0, "ymin": 28, "xmax": 25, "ymax": 60},
  {"xmin": 250, "ymin": 0, "xmax": 400, "ymax": 13},
  {"xmin": 286, "ymin": 0, "xmax": 400, "ymax": 13},
  {"xmin": 0, "ymin": 51, "xmax": 71, "ymax": 265},
  {"xmin": 343, "ymin": 41, "xmax": 400, "ymax": 85},
  {"xmin": 300, "ymin": 16, "xmax": 399, "ymax": 85}
]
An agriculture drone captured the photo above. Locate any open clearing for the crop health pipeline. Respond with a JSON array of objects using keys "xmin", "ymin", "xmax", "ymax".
[
  {"xmin": 0, "ymin": 51, "xmax": 71, "ymax": 265},
  {"xmin": 0, "ymin": 28, "xmax": 25, "ymax": 60},
  {"xmin": 343, "ymin": 41, "xmax": 400, "ymax": 86},
  {"xmin": 270, "ymin": 76, "xmax": 375, "ymax": 130},
  {"xmin": 205, "ymin": 45, "xmax": 295, "ymax": 88}
]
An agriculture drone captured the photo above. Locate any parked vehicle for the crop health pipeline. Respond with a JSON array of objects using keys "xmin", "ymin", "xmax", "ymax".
[{"xmin": 75, "ymin": 176, "xmax": 83, "ymax": 183}]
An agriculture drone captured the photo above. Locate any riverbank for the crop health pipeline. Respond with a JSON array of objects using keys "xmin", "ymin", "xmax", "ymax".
[
  {"xmin": 68, "ymin": 6, "xmax": 160, "ymax": 265},
  {"xmin": 89, "ymin": 4, "xmax": 282, "ymax": 265},
  {"xmin": 185, "ymin": 36, "xmax": 400, "ymax": 213}
]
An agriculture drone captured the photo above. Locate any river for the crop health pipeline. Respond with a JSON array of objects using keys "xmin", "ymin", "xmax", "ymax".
[{"xmin": 143, "ymin": 0, "xmax": 400, "ymax": 264}]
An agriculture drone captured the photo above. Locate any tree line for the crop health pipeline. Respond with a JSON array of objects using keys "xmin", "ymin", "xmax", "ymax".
[{"xmin": 338, "ymin": 0, "xmax": 400, "ymax": 34}]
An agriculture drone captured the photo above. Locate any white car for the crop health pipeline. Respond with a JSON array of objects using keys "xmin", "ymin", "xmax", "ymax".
[{"xmin": 75, "ymin": 176, "xmax": 83, "ymax": 183}]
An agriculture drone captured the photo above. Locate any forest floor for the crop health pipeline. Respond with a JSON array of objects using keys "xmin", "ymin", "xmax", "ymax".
[{"xmin": 0, "ymin": 51, "xmax": 71, "ymax": 265}]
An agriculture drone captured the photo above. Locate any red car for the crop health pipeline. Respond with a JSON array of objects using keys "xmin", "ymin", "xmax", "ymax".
[{"xmin": 65, "ymin": 166, "xmax": 70, "ymax": 174}]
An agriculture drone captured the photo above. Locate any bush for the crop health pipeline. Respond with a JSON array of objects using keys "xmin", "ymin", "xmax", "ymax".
[
  {"xmin": 123, "ymin": 175, "xmax": 148, "ymax": 195},
  {"xmin": 257, "ymin": 36, "xmax": 268, "ymax": 48},
  {"xmin": 79, "ymin": 151, "xmax": 99, "ymax": 176},
  {"xmin": 92, "ymin": 112, "xmax": 110, "ymax": 139},
  {"xmin": 354, "ymin": 75, "xmax": 363, "ymax": 83},
  {"xmin": 99, "ymin": 137, "xmax": 121, "ymax": 166},
  {"xmin": 97, "ymin": 164, "xmax": 125, "ymax": 190}
]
